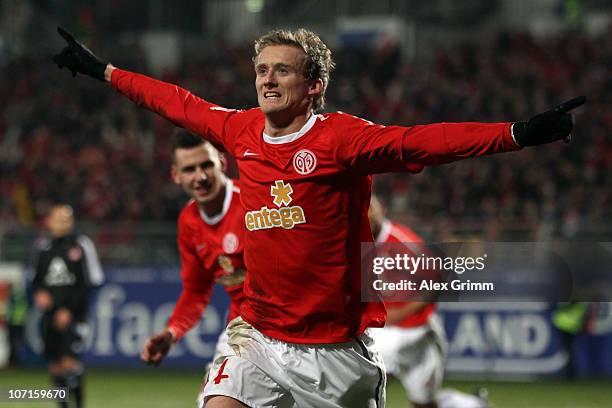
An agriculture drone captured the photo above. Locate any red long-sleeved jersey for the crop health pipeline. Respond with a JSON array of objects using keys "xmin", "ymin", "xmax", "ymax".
[
  {"xmin": 167, "ymin": 180, "xmax": 246, "ymax": 340},
  {"xmin": 112, "ymin": 69, "xmax": 520, "ymax": 343}
]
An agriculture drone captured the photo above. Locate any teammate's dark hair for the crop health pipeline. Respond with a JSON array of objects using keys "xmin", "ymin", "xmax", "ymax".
[
  {"xmin": 171, "ymin": 130, "xmax": 207, "ymax": 164},
  {"xmin": 171, "ymin": 130, "xmax": 205, "ymax": 153}
]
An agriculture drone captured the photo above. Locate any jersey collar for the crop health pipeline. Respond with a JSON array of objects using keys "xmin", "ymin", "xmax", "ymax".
[
  {"xmin": 262, "ymin": 114, "xmax": 318, "ymax": 145},
  {"xmin": 199, "ymin": 179, "xmax": 234, "ymax": 225}
]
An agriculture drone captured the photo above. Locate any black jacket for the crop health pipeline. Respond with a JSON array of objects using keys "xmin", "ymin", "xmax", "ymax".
[{"xmin": 32, "ymin": 234, "xmax": 104, "ymax": 322}]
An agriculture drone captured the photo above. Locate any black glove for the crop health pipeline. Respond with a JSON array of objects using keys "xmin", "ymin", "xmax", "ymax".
[
  {"xmin": 52, "ymin": 27, "xmax": 108, "ymax": 81},
  {"xmin": 512, "ymin": 96, "xmax": 586, "ymax": 147}
]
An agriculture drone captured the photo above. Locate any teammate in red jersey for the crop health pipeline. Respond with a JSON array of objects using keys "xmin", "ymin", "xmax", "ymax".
[
  {"xmin": 140, "ymin": 131, "xmax": 246, "ymax": 398},
  {"xmin": 368, "ymin": 195, "xmax": 489, "ymax": 408},
  {"xmin": 54, "ymin": 27, "xmax": 584, "ymax": 408}
]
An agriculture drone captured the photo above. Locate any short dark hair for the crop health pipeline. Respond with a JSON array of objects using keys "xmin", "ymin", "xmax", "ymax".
[{"xmin": 171, "ymin": 130, "xmax": 205, "ymax": 153}]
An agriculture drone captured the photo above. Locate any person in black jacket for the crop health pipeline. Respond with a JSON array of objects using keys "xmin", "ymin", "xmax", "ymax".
[{"xmin": 32, "ymin": 204, "xmax": 104, "ymax": 408}]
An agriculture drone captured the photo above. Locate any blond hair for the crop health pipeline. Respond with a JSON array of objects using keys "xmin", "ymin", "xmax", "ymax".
[{"xmin": 254, "ymin": 28, "xmax": 335, "ymax": 112}]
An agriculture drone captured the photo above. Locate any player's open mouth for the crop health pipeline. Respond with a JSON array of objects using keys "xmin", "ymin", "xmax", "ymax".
[
  {"xmin": 264, "ymin": 92, "xmax": 281, "ymax": 100},
  {"xmin": 195, "ymin": 183, "xmax": 211, "ymax": 194}
]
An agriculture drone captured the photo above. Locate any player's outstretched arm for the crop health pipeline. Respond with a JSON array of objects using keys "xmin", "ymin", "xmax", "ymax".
[
  {"xmin": 52, "ymin": 27, "xmax": 109, "ymax": 82},
  {"xmin": 52, "ymin": 27, "xmax": 235, "ymax": 150},
  {"xmin": 338, "ymin": 96, "xmax": 586, "ymax": 174},
  {"xmin": 397, "ymin": 96, "xmax": 586, "ymax": 167},
  {"xmin": 140, "ymin": 329, "xmax": 174, "ymax": 367},
  {"xmin": 512, "ymin": 96, "xmax": 586, "ymax": 146}
]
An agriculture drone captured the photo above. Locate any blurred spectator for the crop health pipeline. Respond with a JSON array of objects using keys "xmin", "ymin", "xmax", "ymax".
[{"xmin": 31, "ymin": 204, "xmax": 104, "ymax": 408}]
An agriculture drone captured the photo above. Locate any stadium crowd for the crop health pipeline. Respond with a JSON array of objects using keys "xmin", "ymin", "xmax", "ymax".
[{"xmin": 1, "ymin": 30, "xmax": 610, "ymax": 241}]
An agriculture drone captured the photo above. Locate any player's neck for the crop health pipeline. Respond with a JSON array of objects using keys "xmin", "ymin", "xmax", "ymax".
[
  {"xmin": 264, "ymin": 109, "xmax": 313, "ymax": 137},
  {"xmin": 199, "ymin": 181, "xmax": 227, "ymax": 218}
]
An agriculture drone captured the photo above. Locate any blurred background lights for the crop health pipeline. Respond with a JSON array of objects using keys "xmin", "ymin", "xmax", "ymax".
[{"xmin": 245, "ymin": 0, "xmax": 264, "ymax": 13}]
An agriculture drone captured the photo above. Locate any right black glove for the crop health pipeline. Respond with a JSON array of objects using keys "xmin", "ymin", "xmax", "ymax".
[
  {"xmin": 52, "ymin": 27, "xmax": 108, "ymax": 82},
  {"xmin": 512, "ymin": 96, "xmax": 586, "ymax": 147}
]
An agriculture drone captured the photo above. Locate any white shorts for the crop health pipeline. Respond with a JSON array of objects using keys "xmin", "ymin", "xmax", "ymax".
[
  {"xmin": 202, "ymin": 317, "xmax": 386, "ymax": 408},
  {"xmin": 197, "ymin": 328, "xmax": 234, "ymax": 408},
  {"xmin": 211, "ymin": 328, "xmax": 232, "ymax": 368},
  {"xmin": 369, "ymin": 314, "xmax": 447, "ymax": 404}
]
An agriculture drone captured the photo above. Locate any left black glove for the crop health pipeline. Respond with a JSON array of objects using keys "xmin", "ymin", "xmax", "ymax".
[
  {"xmin": 52, "ymin": 27, "xmax": 108, "ymax": 81},
  {"xmin": 512, "ymin": 96, "xmax": 586, "ymax": 147}
]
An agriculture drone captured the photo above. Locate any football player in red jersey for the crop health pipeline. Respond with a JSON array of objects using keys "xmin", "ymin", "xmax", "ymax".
[
  {"xmin": 140, "ymin": 131, "xmax": 246, "ymax": 405},
  {"xmin": 368, "ymin": 195, "xmax": 489, "ymax": 408},
  {"xmin": 54, "ymin": 27, "xmax": 583, "ymax": 408}
]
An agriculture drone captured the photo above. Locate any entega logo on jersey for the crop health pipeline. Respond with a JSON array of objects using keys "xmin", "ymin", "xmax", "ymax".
[{"xmin": 245, "ymin": 180, "xmax": 306, "ymax": 231}]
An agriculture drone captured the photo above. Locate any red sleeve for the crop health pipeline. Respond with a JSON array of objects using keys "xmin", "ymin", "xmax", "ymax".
[
  {"xmin": 167, "ymin": 288, "xmax": 211, "ymax": 341},
  {"xmin": 334, "ymin": 113, "xmax": 424, "ymax": 174},
  {"xmin": 402, "ymin": 122, "xmax": 521, "ymax": 165},
  {"xmin": 166, "ymin": 216, "xmax": 215, "ymax": 341},
  {"xmin": 110, "ymin": 68, "xmax": 239, "ymax": 153},
  {"xmin": 334, "ymin": 113, "xmax": 520, "ymax": 173}
]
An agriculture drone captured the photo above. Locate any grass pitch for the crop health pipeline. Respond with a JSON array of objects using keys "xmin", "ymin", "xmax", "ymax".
[{"xmin": 1, "ymin": 368, "xmax": 611, "ymax": 407}]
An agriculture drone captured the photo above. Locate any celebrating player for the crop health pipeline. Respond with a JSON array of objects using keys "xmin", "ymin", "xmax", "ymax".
[
  {"xmin": 32, "ymin": 204, "xmax": 105, "ymax": 408},
  {"xmin": 140, "ymin": 131, "xmax": 246, "ymax": 405},
  {"xmin": 53, "ymin": 27, "xmax": 584, "ymax": 407},
  {"xmin": 368, "ymin": 195, "xmax": 489, "ymax": 408}
]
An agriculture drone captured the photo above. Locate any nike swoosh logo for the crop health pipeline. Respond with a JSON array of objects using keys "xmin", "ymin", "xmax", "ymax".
[
  {"xmin": 244, "ymin": 150, "xmax": 259, "ymax": 157},
  {"xmin": 196, "ymin": 243, "xmax": 207, "ymax": 252}
]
